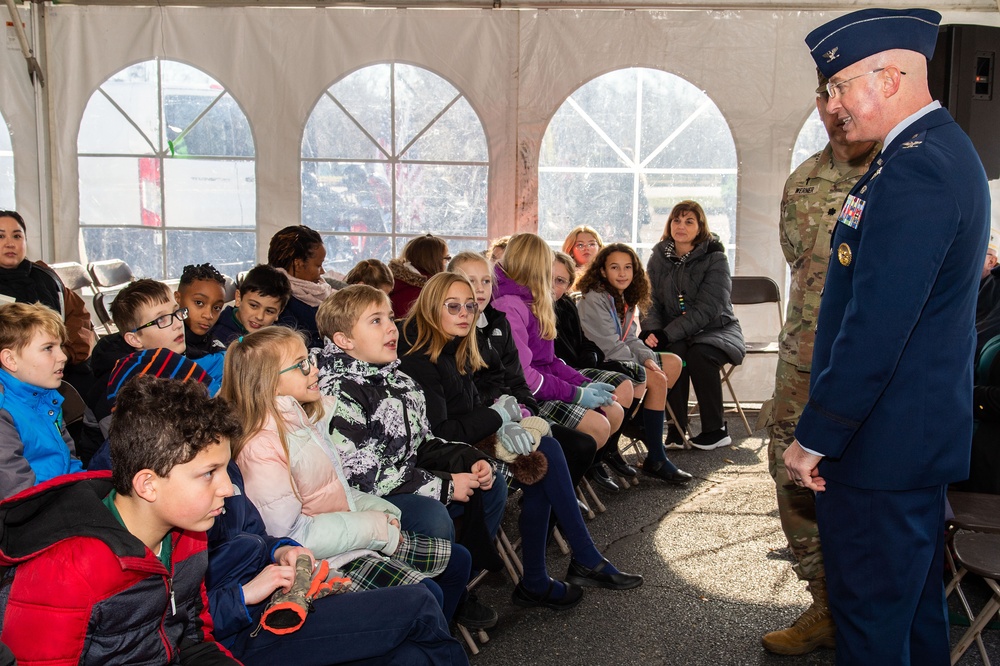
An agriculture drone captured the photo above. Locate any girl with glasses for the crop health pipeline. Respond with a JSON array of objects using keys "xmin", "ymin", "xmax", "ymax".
[
  {"xmin": 561, "ymin": 225, "xmax": 605, "ymax": 279},
  {"xmin": 400, "ymin": 270, "xmax": 642, "ymax": 610},
  {"xmin": 220, "ymin": 327, "xmax": 472, "ymax": 623}
]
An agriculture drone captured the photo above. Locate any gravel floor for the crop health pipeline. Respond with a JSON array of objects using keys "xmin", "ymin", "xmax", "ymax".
[{"xmin": 464, "ymin": 417, "xmax": 1000, "ymax": 665}]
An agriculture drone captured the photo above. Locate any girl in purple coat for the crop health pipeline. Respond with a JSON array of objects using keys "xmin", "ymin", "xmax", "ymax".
[{"xmin": 491, "ymin": 233, "xmax": 625, "ymax": 454}]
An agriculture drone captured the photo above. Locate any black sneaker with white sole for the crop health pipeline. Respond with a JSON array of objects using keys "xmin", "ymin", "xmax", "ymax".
[{"xmin": 690, "ymin": 422, "xmax": 731, "ymax": 450}]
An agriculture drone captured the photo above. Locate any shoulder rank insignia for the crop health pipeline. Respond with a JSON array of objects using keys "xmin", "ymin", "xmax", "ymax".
[
  {"xmin": 901, "ymin": 140, "xmax": 922, "ymax": 149},
  {"xmin": 823, "ymin": 47, "xmax": 839, "ymax": 63},
  {"xmin": 838, "ymin": 243, "xmax": 852, "ymax": 266}
]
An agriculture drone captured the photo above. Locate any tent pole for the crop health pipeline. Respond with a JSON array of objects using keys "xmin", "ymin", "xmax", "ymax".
[{"xmin": 3, "ymin": 0, "xmax": 42, "ymax": 85}]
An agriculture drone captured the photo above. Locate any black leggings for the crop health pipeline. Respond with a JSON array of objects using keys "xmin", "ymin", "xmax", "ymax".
[{"xmin": 661, "ymin": 340, "xmax": 731, "ymax": 433}]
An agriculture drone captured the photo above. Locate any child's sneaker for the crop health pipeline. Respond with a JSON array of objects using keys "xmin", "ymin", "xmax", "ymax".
[
  {"xmin": 665, "ymin": 428, "xmax": 685, "ymax": 450},
  {"xmin": 690, "ymin": 422, "xmax": 731, "ymax": 450},
  {"xmin": 454, "ymin": 593, "xmax": 498, "ymax": 630}
]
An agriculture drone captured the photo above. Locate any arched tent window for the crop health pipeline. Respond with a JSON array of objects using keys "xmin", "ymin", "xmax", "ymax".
[
  {"xmin": 792, "ymin": 108, "xmax": 827, "ymax": 172},
  {"xmin": 302, "ymin": 63, "xmax": 488, "ymax": 275},
  {"xmin": 0, "ymin": 110, "xmax": 14, "ymax": 208},
  {"xmin": 78, "ymin": 59, "xmax": 256, "ymax": 280},
  {"xmin": 539, "ymin": 68, "xmax": 737, "ymax": 263}
]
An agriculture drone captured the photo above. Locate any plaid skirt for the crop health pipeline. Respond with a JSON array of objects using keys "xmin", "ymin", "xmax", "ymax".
[
  {"xmin": 338, "ymin": 530, "xmax": 451, "ymax": 592},
  {"xmin": 537, "ymin": 366, "xmax": 636, "ymax": 428}
]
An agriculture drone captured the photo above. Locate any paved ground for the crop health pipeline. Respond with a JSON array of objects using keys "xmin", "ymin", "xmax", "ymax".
[{"xmin": 467, "ymin": 417, "xmax": 1000, "ymax": 665}]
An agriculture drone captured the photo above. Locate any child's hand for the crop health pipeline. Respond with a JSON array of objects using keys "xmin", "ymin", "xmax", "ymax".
[
  {"xmin": 471, "ymin": 460, "xmax": 494, "ymax": 490},
  {"xmin": 387, "ymin": 516, "xmax": 400, "ymax": 530},
  {"xmin": 644, "ymin": 332, "xmax": 659, "ymax": 348},
  {"xmin": 451, "ymin": 473, "xmax": 481, "ymax": 502},
  {"xmin": 274, "ymin": 545, "xmax": 315, "ymax": 570},
  {"xmin": 242, "ymin": 564, "xmax": 296, "ymax": 605}
]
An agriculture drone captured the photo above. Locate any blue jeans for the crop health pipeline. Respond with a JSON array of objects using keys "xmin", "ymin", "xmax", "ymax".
[
  {"xmin": 230, "ymin": 585, "xmax": 468, "ymax": 666},
  {"xmin": 384, "ymin": 493, "xmax": 455, "ymax": 541},
  {"xmin": 447, "ymin": 480, "xmax": 507, "ymax": 540}
]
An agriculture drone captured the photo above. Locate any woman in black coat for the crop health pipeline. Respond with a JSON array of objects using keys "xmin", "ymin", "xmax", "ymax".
[{"xmin": 642, "ymin": 200, "xmax": 745, "ymax": 451}]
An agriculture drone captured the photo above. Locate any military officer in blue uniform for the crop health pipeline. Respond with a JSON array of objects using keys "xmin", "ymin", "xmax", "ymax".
[{"xmin": 784, "ymin": 8, "xmax": 991, "ymax": 664}]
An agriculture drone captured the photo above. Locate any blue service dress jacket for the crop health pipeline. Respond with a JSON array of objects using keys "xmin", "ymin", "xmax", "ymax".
[{"xmin": 795, "ymin": 106, "xmax": 991, "ymax": 491}]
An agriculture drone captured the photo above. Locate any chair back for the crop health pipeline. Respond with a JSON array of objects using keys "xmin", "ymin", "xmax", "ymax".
[
  {"xmin": 976, "ymin": 334, "xmax": 1000, "ymax": 386},
  {"xmin": 223, "ymin": 275, "xmax": 238, "ymax": 303},
  {"xmin": 57, "ymin": 381, "xmax": 87, "ymax": 426},
  {"xmin": 731, "ymin": 276, "xmax": 781, "ymax": 306},
  {"xmin": 92, "ymin": 289, "xmax": 123, "ymax": 334},
  {"xmin": 49, "ymin": 262, "xmax": 94, "ymax": 293},
  {"xmin": 88, "ymin": 259, "xmax": 135, "ymax": 291},
  {"xmin": 731, "ymin": 276, "xmax": 783, "ymax": 329}
]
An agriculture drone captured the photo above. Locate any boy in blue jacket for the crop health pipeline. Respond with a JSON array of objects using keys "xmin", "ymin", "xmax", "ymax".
[{"xmin": 0, "ymin": 302, "xmax": 82, "ymax": 498}]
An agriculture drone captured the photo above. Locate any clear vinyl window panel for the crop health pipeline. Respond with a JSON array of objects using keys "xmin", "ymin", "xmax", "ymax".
[
  {"xmin": 77, "ymin": 59, "xmax": 256, "ymax": 279},
  {"xmin": 0, "ymin": 111, "xmax": 14, "ymax": 210},
  {"xmin": 792, "ymin": 108, "xmax": 828, "ymax": 173},
  {"xmin": 539, "ymin": 68, "xmax": 738, "ymax": 264},
  {"xmin": 302, "ymin": 63, "xmax": 488, "ymax": 271}
]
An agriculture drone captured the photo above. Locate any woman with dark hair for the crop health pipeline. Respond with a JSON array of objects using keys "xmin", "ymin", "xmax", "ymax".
[
  {"xmin": 267, "ymin": 225, "xmax": 332, "ymax": 348},
  {"xmin": 0, "ymin": 210, "xmax": 96, "ymax": 395},
  {"xmin": 641, "ymin": 201, "xmax": 745, "ymax": 450},
  {"xmin": 388, "ymin": 234, "xmax": 450, "ymax": 318}
]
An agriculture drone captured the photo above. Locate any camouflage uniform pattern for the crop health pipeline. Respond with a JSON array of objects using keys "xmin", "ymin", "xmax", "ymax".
[{"xmin": 768, "ymin": 142, "xmax": 879, "ymax": 582}]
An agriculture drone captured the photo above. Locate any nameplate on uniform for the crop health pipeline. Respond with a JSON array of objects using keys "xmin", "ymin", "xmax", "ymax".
[
  {"xmin": 838, "ymin": 194, "xmax": 865, "ymax": 229},
  {"xmin": 794, "ymin": 186, "xmax": 817, "ymax": 194}
]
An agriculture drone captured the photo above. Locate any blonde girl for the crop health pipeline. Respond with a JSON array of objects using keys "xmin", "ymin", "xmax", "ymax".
[
  {"xmin": 491, "ymin": 233, "xmax": 625, "ymax": 453},
  {"xmin": 562, "ymin": 225, "xmax": 605, "ymax": 277},
  {"xmin": 221, "ymin": 327, "xmax": 470, "ymax": 621}
]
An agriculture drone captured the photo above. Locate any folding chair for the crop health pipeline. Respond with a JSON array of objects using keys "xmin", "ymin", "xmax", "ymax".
[
  {"xmin": 945, "ymin": 491, "xmax": 1000, "ymax": 664},
  {"xmin": 49, "ymin": 261, "xmax": 95, "ymax": 295},
  {"xmin": 92, "ymin": 289, "xmax": 126, "ymax": 334},
  {"xmin": 223, "ymin": 275, "xmax": 238, "ymax": 303},
  {"xmin": 88, "ymin": 259, "xmax": 135, "ymax": 292},
  {"xmin": 56, "ymin": 381, "xmax": 87, "ymax": 428},
  {"xmin": 950, "ymin": 531, "xmax": 1000, "ymax": 665},
  {"xmin": 720, "ymin": 276, "xmax": 783, "ymax": 434}
]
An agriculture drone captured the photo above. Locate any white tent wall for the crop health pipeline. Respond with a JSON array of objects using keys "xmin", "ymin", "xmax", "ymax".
[
  {"xmin": 0, "ymin": 6, "xmax": 40, "ymax": 253},
  {"xmin": 0, "ymin": 3, "xmax": 995, "ymax": 402},
  {"xmin": 42, "ymin": 5, "xmax": 520, "ymax": 263}
]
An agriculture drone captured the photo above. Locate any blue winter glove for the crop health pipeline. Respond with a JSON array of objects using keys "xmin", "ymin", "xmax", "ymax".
[
  {"xmin": 489, "ymin": 394, "xmax": 522, "ymax": 425},
  {"xmin": 498, "ymin": 422, "xmax": 534, "ymax": 456},
  {"xmin": 574, "ymin": 383, "xmax": 615, "ymax": 409}
]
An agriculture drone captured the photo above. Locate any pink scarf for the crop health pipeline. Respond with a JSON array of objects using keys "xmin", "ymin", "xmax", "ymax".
[{"xmin": 276, "ymin": 268, "xmax": 335, "ymax": 307}]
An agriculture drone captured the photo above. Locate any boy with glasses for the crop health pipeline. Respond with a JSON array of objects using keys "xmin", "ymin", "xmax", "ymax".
[{"xmin": 89, "ymin": 279, "xmax": 223, "ymax": 439}]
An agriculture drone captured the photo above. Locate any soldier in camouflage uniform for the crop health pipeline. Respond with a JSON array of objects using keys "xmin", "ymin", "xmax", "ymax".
[{"xmin": 761, "ymin": 73, "xmax": 879, "ymax": 656}]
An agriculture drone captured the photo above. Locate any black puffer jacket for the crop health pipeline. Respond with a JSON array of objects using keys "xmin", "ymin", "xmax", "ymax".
[
  {"xmin": 397, "ymin": 321, "xmax": 503, "ymax": 446},
  {"xmin": 0, "ymin": 259, "xmax": 61, "ymax": 312},
  {"xmin": 473, "ymin": 305, "xmax": 539, "ymax": 414},
  {"xmin": 642, "ymin": 236, "xmax": 746, "ymax": 365},
  {"xmin": 553, "ymin": 294, "xmax": 604, "ymax": 370}
]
